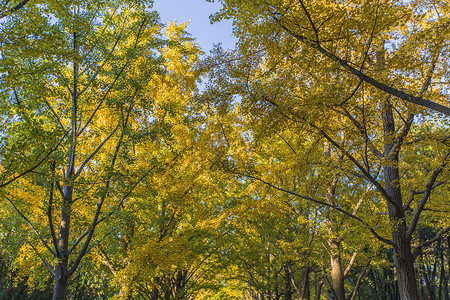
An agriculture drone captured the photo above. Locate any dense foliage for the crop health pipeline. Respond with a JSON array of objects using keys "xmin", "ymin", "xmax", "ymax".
[{"xmin": 0, "ymin": 0, "xmax": 448, "ymax": 299}]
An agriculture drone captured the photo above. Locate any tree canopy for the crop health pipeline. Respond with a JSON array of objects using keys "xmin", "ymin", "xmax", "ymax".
[{"xmin": 0, "ymin": 1, "xmax": 449, "ymax": 300}]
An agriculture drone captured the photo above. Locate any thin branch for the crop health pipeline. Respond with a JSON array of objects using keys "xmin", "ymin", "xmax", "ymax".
[
  {"xmin": 0, "ymin": 130, "xmax": 69, "ymax": 188},
  {"xmin": 334, "ymin": 79, "xmax": 363, "ymax": 107},
  {"xmin": 0, "ymin": 0, "xmax": 30, "ymax": 19},
  {"xmin": 68, "ymin": 100, "xmax": 136, "ymax": 276},
  {"xmin": 348, "ymin": 261, "xmax": 371, "ymax": 300},
  {"xmin": 69, "ymin": 230, "xmax": 89, "ymax": 255},
  {"xmin": 343, "ymin": 252, "xmax": 358, "ymax": 277},
  {"xmin": 407, "ymin": 150, "xmax": 450, "ymax": 239},
  {"xmin": 0, "ymin": 117, "xmax": 68, "ymax": 189},
  {"xmin": 28, "ymin": 242, "xmax": 55, "ymax": 276},
  {"xmin": 6, "ymin": 196, "xmax": 57, "ymax": 257},
  {"xmin": 286, "ymin": 261, "xmax": 303, "ymax": 295},
  {"xmin": 353, "ymin": 182, "xmax": 374, "ymax": 216},
  {"xmin": 298, "ymin": 0, "xmax": 319, "ymax": 41},
  {"xmin": 311, "ymin": 125, "xmax": 402, "ymax": 212},
  {"xmin": 69, "ymin": 164, "xmax": 158, "ymax": 255},
  {"xmin": 272, "ymin": 15, "xmax": 450, "ymax": 116},
  {"xmin": 77, "ymin": 16, "xmax": 147, "ymax": 137},
  {"xmin": 413, "ymin": 225, "xmax": 450, "ymax": 258},
  {"xmin": 403, "ymin": 181, "xmax": 447, "ymax": 211},
  {"xmin": 74, "ymin": 123, "xmax": 120, "ymax": 179},
  {"xmin": 234, "ymin": 171, "xmax": 395, "ymax": 247},
  {"xmin": 44, "ymin": 98, "xmax": 66, "ymax": 132},
  {"xmin": 55, "ymin": 179, "xmax": 64, "ymax": 198},
  {"xmin": 337, "ymin": 106, "xmax": 383, "ymax": 159},
  {"xmin": 78, "ymin": 17, "xmax": 127, "ymax": 97}
]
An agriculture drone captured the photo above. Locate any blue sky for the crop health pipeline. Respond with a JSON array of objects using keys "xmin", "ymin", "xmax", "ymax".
[{"xmin": 152, "ymin": 0, "xmax": 236, "ymax": 53}]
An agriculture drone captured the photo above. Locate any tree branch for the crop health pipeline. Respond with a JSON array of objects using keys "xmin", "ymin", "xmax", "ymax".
[
  {"xmin": 233, "ymin": 171, "xmax": 395, "ymax": 247},
  {"xmin": 28, "ymin": 242, "xmax": 55, "ymax": 276},
  {"xmin": 0, "ymin": 0, "xmax": 30, "ymax": 19},
  {"xmin": 407, "ymin": 150, "xmax": 450, "ymax": 239},
  {"xmin": 47, "ymin": 161, "xmax": 60, "ymax": 258},
  {"xmin": 272, "ymin": 15, "xmax": 450, "ymax": 116},
  {"xmin": 6, "ymin": 196, "xmax": 57, "ymax": 257},
  {"xmin": 0, "ymin": 131, "xmax": 69, "ymax": 188},
  {"xmin": 74, "ymin": 123, "xmax": 120, "ymax": 179}
]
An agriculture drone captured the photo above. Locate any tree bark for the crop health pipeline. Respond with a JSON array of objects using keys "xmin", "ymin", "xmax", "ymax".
[
  {"xmin": 328, "ymin": 238, "xmax": 345, "ymax": 300},
  {"xmin": 284, "ymin": 264, "xmax": 292, "ymax": 300},
  {"xmin": 382, "ymin": 99, "xmax": 419, "ymax": 300}
]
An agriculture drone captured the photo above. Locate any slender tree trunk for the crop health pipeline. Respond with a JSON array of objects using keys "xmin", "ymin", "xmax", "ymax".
[
  {"xmin": 382, "ymin": 101, "xmax": 419, "ymax": 300},
  {"xmin": 284, "ymin": 264, "xmax": 292, "ymax": 300},
  {"xmin": 53, "ymin": 188, "xmax": 72, "ymax": 300},
  {"xmin": 53, "ymin": 30, "xmax": 79, "ymax": 300},
  {"xmin": 328, "ymin": 238, "xmax": 345, "ymax": 300},
  {"xmin": 323, "ymin": 143, "xmax": 346, "ymax": 300},
  {"xmin": 442, "ymin": 239, "xmax": 449, "ymax": 300},
  {"xmin": 421, "ymin": 261, "xmax": 434, "ymax": 299},
  {"xmin": 314, "ymin": 279, "xmax": 323, "ymax": 300},
  {"xmin": 376, "ymin": 42, "xmax": 418, "ymax": 299},
  {"xmin": 300, "ymin": 266, "xmax": 310, "ymax": 300},
  {"xmin": 369, "ymin": 268, "xmax": 380, "ymax": 300},
  {"xmin": 439, "ymin": 246, "xmax": 445, "ymax": 300}
]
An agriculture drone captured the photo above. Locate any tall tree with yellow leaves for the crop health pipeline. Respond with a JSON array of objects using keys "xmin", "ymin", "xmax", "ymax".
[
  {"xmin": 0, "ymin": 1, "xmax": 202, "ymax": 299},
  {"xmin": 204, "ymin": 0, "xmax": 450, "ymax": 299}
]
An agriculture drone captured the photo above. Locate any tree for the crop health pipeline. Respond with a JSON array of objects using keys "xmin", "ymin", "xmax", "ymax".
[
  {"xmin": 203, "ymin": 1, "xmax": 450, "ymax": 299},
  {"xmin": 0, "ymin": 1, "xmax": 185, "ymax": 299}
]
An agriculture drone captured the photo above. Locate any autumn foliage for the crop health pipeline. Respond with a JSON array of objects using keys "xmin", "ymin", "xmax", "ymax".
[{"xmin": 0, "ymin": 1, "xmax": 449, "ymax": 300}]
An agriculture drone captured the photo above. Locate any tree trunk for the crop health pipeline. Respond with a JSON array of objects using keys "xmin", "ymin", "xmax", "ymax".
[
  {"xmin": 284, "ymin": 264, "xmax": 292, "ymax": 300},
  {"xmin": 328, "ymin": 238, "xmax": 345, "ymax": 300},
  {"xmin": 314, "ymin": 279, "xmax": 323, "ymax": 300},
  {"xmin": 53, "ymin": 267, "xmax": 68, "ymax": 300},
  {"xmin": 377, "ymin": 40, "xmax": 418, "ymax": 299},
  {"xmin": 300, "ymin": 266, "xmax": 310, "ymax": 300},
  {"xmin": 324, "ymin": 143, "xmax": 346, "ymax": 300},
  {"xmin": 53, "ymin": 188, "xmax": 72, "ymax": 300},
  {"xmin": 52, "ymin": 30, "xmax": 78, "ymax": 300},
  {"xmin": 384, "ymin": 148, "xmax": 419, "ymax": 299}
]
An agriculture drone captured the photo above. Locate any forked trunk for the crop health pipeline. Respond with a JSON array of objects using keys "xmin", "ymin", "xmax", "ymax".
[{"xmin": 382, "ymin": 99, "xmax": 419, "ymax": 300}]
